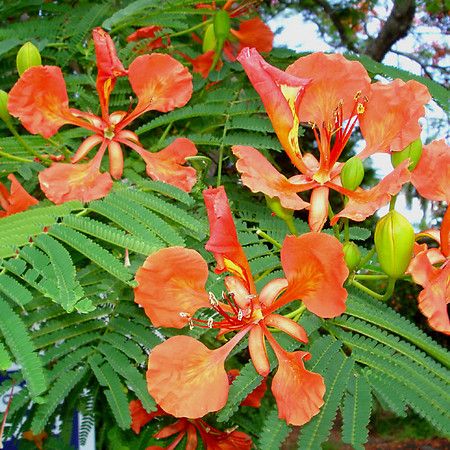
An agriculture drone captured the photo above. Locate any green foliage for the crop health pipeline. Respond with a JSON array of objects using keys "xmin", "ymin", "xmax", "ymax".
[{"xmin": 258, "ymin": 407, "xmax": 291, "ymax": 450}]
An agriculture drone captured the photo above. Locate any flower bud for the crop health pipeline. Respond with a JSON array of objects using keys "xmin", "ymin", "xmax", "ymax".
[
  {"xmin": 0, "ymin": 90, "xmax": 11, "ymax": 125},
  {"xmin": 374, "ymin": 211, "xmax": 415, "ymax": 279},
  {"xmin": 16, "ymin": 42, "xmax": 41, "ymax": 76},
  {"xmin": 213, "ymin": 10, "xmax": 231, "ymax": 42},
  {"xmin": 265, "ymin": 195, "xmax": 293, "ymax": 222},
  {"xmin": 340, "ymin": 156, "xmax": 364, "ymax": 191},
  {"xmin": 343, "ymin": 241, "xmax": 361, "ymax": 271},
  {"xmin": 202, "ymin": 24, "xmax": 217, "ymax": 53},
  {"xmin": 391, "ymin": 138, "xmax": 422, "ymax": 171}
]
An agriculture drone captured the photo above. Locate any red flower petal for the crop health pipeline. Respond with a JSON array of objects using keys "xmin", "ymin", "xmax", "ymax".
[
  {"xmin": 0, "ymin": 174, "xmax": 38, "ymax": 218},
  {"xmin": 266, "ymin": 332, "xmax": 325, "ymax": 426},
  {"xmin": 286, "ymin": 52, "xmax": 371, "ymax": 127},
  {"xmin": 230, "ymin": 18, "xmax": 273, "ymax": 53},
  {"xmin": 134, "ymin": 247, "xmax": 210, "ymax": 328},
  {"xmin": 127, "ymin": 26, "xmax": 162, "ymax": 42},
  {"xmin": 236, "ymin": 48, "xmax": 310, "ymax": 172},
  {"xmin": 276, "ymin": 234, "xmax": 348, "ymax": 318},
  {"xmin": 38, "ymin": 153, "xmax": 113, "ymax": 204},
  {"xmin": 408, "ymin": 251, "xmax": 450, "ymax": 335},
  {"xmin": 308, "ymin": 186, "xmax": 329, "ymax": 232},
  {"xmin": 232, "ymin": 145, "xmax": 310, "ymax": 210},
  {"xmin": 203, "ymin": 430, "xmax": 252, "ymax": 450},
  {"xmin": 92, "ymin": 28, "xmax": 127, "ymax": 119},
  {"xmin": 8, "ymin": 66, "xmax": 74, "ymax": 138},
  {"xmin": 146, "ymin": 336, "xmax": 231, "ymax": 418},
  {"xmin": 330, "ymin": 160, "xmax": 410, "ymax": 225},
  {"xmin": 143, "ymin": 138, "xmax": 198, "ymax": 192},
  {"xmin": 129, "ymin": 400, "xmax": 165, "ymax": 434},
  {"xmin": 203, "ymin": 186, "xmax": 255, "ymax": 292},
  {"xmin": 359, "ymin": 80, "xmax": 430, "ymax": 158},
  {"xmin": 127, "ymin": 54, "xmax": 192, "ymax": 119},
  {"xmin": 411, "ymin": 139, "xmax": 450, "ymax": 202}
]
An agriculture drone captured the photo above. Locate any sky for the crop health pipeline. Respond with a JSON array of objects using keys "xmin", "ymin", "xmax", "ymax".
[{"xmin": 267, "ymin": 4, "xmax": 448, "ymax": 227}]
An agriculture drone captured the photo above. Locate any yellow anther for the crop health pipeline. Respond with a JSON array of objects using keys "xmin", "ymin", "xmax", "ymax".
[
  {"xmin": 354, "ymin": 90, "xmax": 362, "ymax": 100},
  {"xmin": 357, "ymin": 103, "xmax": 365, "ymax": 114}
]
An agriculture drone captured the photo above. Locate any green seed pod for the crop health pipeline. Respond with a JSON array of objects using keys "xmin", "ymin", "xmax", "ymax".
[
  {"xmin": 213, "ymin": 10, "xmax": 231, "ymax": 42},
  {"xmin": 202, "ymin": 24, "xmax": 217, "ymax": 53},
  {"xmin": 343, "ymin": 241, "xmax": 361, "ymax": 271},
  {"xmin": 0, "ymin": 90, "xmax": 11, "ymax": 125},
  {"xmin": 341, "ymin": 156, "xmax": 364, "ymax": 191},
  {"xmin": 265, "ymin": 195, "xmax": 294, "ymax": 222},
  {"xmin": 16, "ymin": 42, "xmax": 41, "ymax": 76},
  {"xmin": 391, "ymin": 138, "xmax": 423, "ymax": 170},
  {"xmin": 374, "ymin": 211, "xmax": 415, "ymax": 279}
]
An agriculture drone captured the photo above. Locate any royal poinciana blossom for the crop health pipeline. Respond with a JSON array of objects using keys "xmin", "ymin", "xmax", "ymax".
[
  {"xmin": 130, "ymin": 400, "xmax": 252, "ymax": 450},
  {"xmin": 233, "ymin": 48, "xmax": 431, "ymax": 231},
  {"xmin": 0, "ymin": 174, "xmax": 38, "ymax": 218},
  {"xmin": 7, "ymin": 28, "xmax": 196, "ymax": 204},
  {"xmin": 408, "ymin": 139, "xmax": 450, "ymax": 335},
  {"xmin": 134, "ymin": 186, "xmax": 349, "ymax": 425},
  {"xmin": 183, "ymin": 0, "xmax": 273, "ymax": 78}
]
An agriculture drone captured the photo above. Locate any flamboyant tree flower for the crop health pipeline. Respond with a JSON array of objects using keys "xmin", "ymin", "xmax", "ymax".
[
  {"xmin": 130, "ymin": 400, "xmax": 252, "ymax": 450},
  {"xmin": 134, "ymin": 186, "xmax": 348, "ymax": 425},
  {"xmin": 0, "ymin": 174, "xmax": 38, "ymax": 218},
  {"xmin": 233, "ymin": 48, "xmax": 430, "ymax": 231},
  {"xmin": 8, "ymin": 28, "xmax": 196, "ymax": 204},
  {"xmin": 407, "ymin": 139, "xmax": 450, "ymax": 335},
  {"xmin": 183, "ymin": 1, "xmax": 273, "ymax": 78},
  {"xmin": 126, "ymin": 26, "xmax": 169, "ymax": 52}
]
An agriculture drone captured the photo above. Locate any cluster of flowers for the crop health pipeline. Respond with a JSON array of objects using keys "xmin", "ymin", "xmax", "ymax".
[{"xmin": 1, "ymin": 6, "xmax": 448, "ymax": 447}]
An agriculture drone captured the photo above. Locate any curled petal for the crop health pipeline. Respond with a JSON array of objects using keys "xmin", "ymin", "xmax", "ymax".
[
  {"xmin": 230, "ymin": 18, "xmax": 273, "ymax": 53},
  {"xmin": 267, "ymin": 333, "xmax": 325, "ymax": 426},
  {"xmin": 202, "ymin": 429, "xmax": 252, "ymax": 450},
  {"xmin": 203, "ymin": 186, "xmax": 255, "ymax": 292},
  {"xmin": 128, "ymin": 54, "xmax": 192, "ymax": 118},
  {"xmin": 146, "ymin": 336, "xmax": 232, "ymax": 418},
  {"xmin": 8, "ymin": 66, "xmax": 74, "ymax": 138},
  {"xmin": 286, "ymin": 52, "xmax": 370, "ymax": 126},
  {"xmin": 108, "ymin": 141, "xmax": 124, "ymax": 179},
  {"xmin": 0, "ymin": 174, "xmax": 38, "ymax": 218},
  {"xmin": 411, "ymin": 139, "xmax": 450, "ymax": 202},
  {"xmin": 408, "ymin": 251, "xmax": 450, "ymax": 335},
  {"xmin": 265, "ymin": 314, "xmax": 308, "ymax": 343},
  {"xmin": 330, "ymin": 160, "xmax": 411, "ymax": 225},
  {"xmin": 134, "ymin": 247, "xmax": 210, "ymax": 328},
  {"xmin": 179, "ymin": 50, "xmax": 218, "ymax": 79},
  {"xmin": 92, "ymin": 28, "xmax": 127, "ymax": 119},
  {"xmin": 277, "ymin": 234, "xmax": 348, "ymax": 318},
  {"xmin": 259, "ymin": 278, "xmax": 288, "ymax": 309},
  {"xmin": 71, "ymin": 135, "xmax": 103, "ymax": 163},
  {"xmin": 38, "ymin": 157, "xmax": 112, "ymax": 204},
  {"xmin": 127, "ymin": 26, "xmax": 162, "ymax": 42},
  {"xmin": 248, "ymin": 325, "xmax": 270, "ymax": 377},
  {"xmin": 237, "ymin": 48, "xmax": 310, "ymax": 172},
  {"xmin": 232, "ymin": 145, "xmax": 310, "ymax": 210},
  {"xmin": 143, "ymin": 138, "xmax": 197, "ymax": 192},
  {"xmin": 308, "ymin": 186, "xmax": 329, "ymax": 232},
  {"xmin": 359, "ymin": 80, "xmax": 430, "ymax": 158}
]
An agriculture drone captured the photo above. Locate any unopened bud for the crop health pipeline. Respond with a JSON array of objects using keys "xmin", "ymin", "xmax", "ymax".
[
  {"xmin": 265, "ymin": 195, "xmax": 294, "ymax": 222},
  {"xmin": 343, "ymin": 241, "xmax": 361, "ymax": 271},
  {"xmin": 374, "ymin": 211, "xmax": 415, "ymax": 279},
  {"xmin": 391, "ymin": 138, "xmax": 422, "ymax": 171},
  {"xmin": 202, "ymin": 24, "xmax": 217, "ymax": 53},
  {"xmin": 213, "ymin": 10, "xmax": 231, "ymax": 42},
  {"xmin": 16, "ymin": 42, "xmax": 42, "ymax": 76},
  {"xmin": 0, "ymin": 90, "xmax": 12, "ymax": 125},
  {"xmin": 341, "ymin": 156, "xmax": 364, "ymax": 191}
]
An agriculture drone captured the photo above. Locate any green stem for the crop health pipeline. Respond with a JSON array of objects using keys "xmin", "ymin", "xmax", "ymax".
[
  {"xmin": 46, "ymin": 137, "xmax": 72, "ymax": 157},
  {"xmin": 284, "ymin": 304, "xmax": 306, "ymax": 321},
  {"xmin": 354, "ymin": 274, "xmax": 389, "ymax": 281},
  {"xmin": 328, "ymin": 204, "xmax": 340, "ymax": 239},
  {"xmin": 284, "ymin": 216, "xmax": 298, "ymax": 236},
  {"xmin": 170, "ymin": 19, "xmax": 212, "ymax": 38},
  {"xmin": 343, "ymin": 218, "xmax": 350, "ymax": 242},
  {"xmin": 351, "ymin": 277, "xmax": 396, "ymax": 301},
  {"xmin": 389, "ymin": 194, "xmax": 398, "ymax": 211},
  {"xmin": 256, "ymin": 229, "xmax": 282, "ymax": 249},
  {"xmin": 358, "ymin": 247, "xmax": 375, "ymax": 268},
  {"xmin": 0, "ymin": 149, "xmax": 32, "ymax": 163},
  {"xmin": 156, "ymin": 122, "xmax": 173, "ymax": 149},
  {"xmin": 6, "ymin": 123, "xmax": 41, "ymax": 158}
]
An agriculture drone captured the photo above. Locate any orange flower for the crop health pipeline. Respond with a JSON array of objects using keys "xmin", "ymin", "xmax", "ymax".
[
  {"xmin": 0, "ymin": 174, "xmax": 38, "ymax": 217},
  {"xmin": 135, "ymin": 186, "xmax": 349, "ymax": 424},
  {"xmin": 126, "ymin": 26, "xmax": 169, "ymax": 52},
  {"xmin": 8, "ymin": 28, "xmax": 196, "ymax": 203},
  {"xmin": 129, "ymin": 399, "xmax": 252, "ymax": 450},
  {"xmin": 407, "ymin": 140, "xmax": 450, "ymax": 335},
  {"xmin": 235, "ymin": 49, "xmax": 429, "ymax": 231}
]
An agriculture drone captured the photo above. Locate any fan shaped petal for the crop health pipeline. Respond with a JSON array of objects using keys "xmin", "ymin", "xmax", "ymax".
[{"xmin": 0, "ymin": 174, "xmax": 38, "ymax": 218}]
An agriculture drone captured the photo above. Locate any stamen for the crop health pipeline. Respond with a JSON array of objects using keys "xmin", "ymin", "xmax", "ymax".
[
  {"xmin": 354, "ymin": 90, "xmax": 362, "ymax": 100},
  {"xmin": 179, "ymin": 312, "xmax": 190, "ymax": 318},
  {"xmin": 237, "ymin": 309, "xmax": 243, "ymax": 321},
  {"xmin": 357, "ymin": 103, "xmax": 365, "ymax": 114},
  {"xmin": 207, "ymin": 317, "xmax": 214, "ymax": 328},
  {"xmin": 188, "ymin": 319, "xmax": 194, "ymax": 330},
  {"xmin": 209, "ymin": 291, "xmax": 219, "ymax": 306}
]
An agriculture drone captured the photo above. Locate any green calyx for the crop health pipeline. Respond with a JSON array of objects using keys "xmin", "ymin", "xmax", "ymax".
[
  {"xmin": 16, "ymin": 42, "xmax": 42, "ymax": 76},
  {"xmin": 343, "ymin": 241, "xmax": 361, "ymax": 271},
  {"xmin": 341, "ymin": 156, "xmax": 364, "ymax": 191}
]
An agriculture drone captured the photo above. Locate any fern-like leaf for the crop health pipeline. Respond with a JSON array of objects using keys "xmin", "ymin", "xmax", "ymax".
[{"xmin": 258, "ymin": 407, "xmax": 291, "ymax": 450}]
